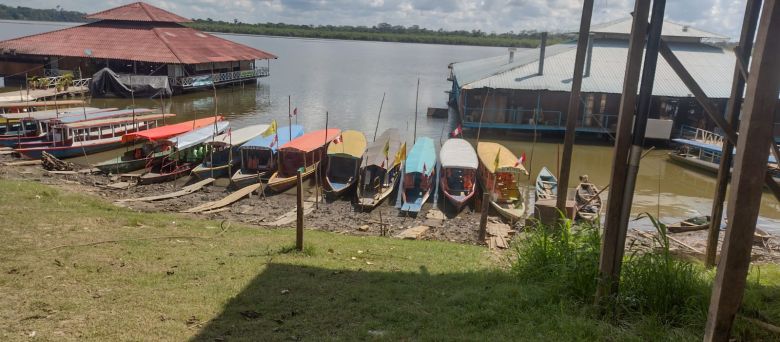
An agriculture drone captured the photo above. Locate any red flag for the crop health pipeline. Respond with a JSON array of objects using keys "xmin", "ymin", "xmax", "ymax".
[
  {"xmin": 450, "ymin": 124, "xmax": 462, "ymax": 137},
  {"xmin": 380, "ymin": 160, "xmax": 385, "ymax": 168},
  {"xmin": 269, "ymin": 134, "xmax": 278, "ymax": 147},
  {"xmin": 515, "ymin": 151, "xmax": 526, "ymax": 167},
  {"xmin": 333, "ymin": 134, "xmax": 343, "ymax": 144}
]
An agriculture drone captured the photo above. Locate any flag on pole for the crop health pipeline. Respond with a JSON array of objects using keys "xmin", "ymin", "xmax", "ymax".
[
  {"xmin": 269, "ymin": 134, "xmax": 278, "ymax": 148},
  {"xmin": 394, "ymin": 142, "xmax": 407, "ymax": 166},
  {"xmin": 450, "ymin": 124, "xmax": 462, "ymax": 137},
  {"xmin": 514, "ymin": 151, "xmax": 526, "ymax": 167},
  {"xmin": 493, "ymin": 149, "xmax": 501, "ymax": 171},
  {"xmin": 383, "ymin": 139, "xmax": 390, "ymax": 158},
  {"xmin": 263, "ymin": 120, "xmax": 277, "ymax": 137},
  {"xmin": 290, "ymin": 107, "xmax": 298, "ymax": 117},
  {"xmin": 333, "ymin": 134, "xmax": 343, "ymax": 144}
]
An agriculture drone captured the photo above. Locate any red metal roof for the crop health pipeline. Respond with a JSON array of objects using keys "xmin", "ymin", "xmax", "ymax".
[
  {"xmin": 85, "ymin": 2, "xmax": 192, "ymax": 23},
  {"xmin": 281, "ymin": 129, "xmax": 342, "ymax": 153},
  {"xmin": 121, "ymin": 116, "xmax": 223, "ymax": 142},
  {"xmin": 0, "ymin": 21, "xmax": 277, "ymax": 64}
]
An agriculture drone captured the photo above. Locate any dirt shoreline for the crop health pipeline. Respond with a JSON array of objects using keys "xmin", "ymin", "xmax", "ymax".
[{"xmin": 2, "ymin": 155, "xmax": 778, "ymax": 263}]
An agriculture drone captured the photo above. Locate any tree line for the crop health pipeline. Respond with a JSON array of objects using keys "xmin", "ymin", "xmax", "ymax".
[{"xmin": 0, "ymin": 4, "xmax": 567, "ymax": 48}]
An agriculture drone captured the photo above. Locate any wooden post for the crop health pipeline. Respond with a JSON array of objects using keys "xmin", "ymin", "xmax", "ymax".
[
  {"xmin": 706, "ymin": 0, "xmax": 762, "ymax": 268},
  {"xmin": 478, "ymin": 193, "xmax": 490, "ymax": 242},
  {"xmin": 296, "ymin": 170, "xmax": 304, "ymax": 251},
  {"xmin": 704, "ymin": 1, "xmax": 780, "ymax": 339},
  {"xmin": 557, "ymin": 0, "xmax": 594, "ymax": 213},
  {"xmin": 595, "ymin": 0, "xmax": 651, "ymax": 302}
]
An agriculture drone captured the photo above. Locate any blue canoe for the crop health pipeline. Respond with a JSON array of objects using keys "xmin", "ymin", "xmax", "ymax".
[
  {"xmin": 400, "ymin": 137, "xmax": 437, "ymax": 213},
  {"xmin": 230, "ymin": 125, "xmax": 305, "ymax": 188}
]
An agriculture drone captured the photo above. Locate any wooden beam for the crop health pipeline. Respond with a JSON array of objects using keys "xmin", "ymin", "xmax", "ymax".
[
  {"xmin": 704, "ymin": 1, "xmax": 780, "ymax": 340},
  {"xmin": 557, "ymin": 0, "xmax": 594, "ymax": 212},
  {"xmin": 595, "ymin": 0, "xmax": 651, "ymax": 302},
  {"xmin": 706, "ymin": 0, "xmax": 762, "ymax": 268}
]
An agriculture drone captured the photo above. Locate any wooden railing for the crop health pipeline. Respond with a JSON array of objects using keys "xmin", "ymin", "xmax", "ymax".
[{"xmin": 172, "ymin": 68, "xmax": 270, "ymax": 88}]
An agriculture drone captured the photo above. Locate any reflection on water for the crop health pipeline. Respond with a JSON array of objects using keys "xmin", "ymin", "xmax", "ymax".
[{"xmin": 1, "ymin": 20, "xmax": 778, "ymax": 233}]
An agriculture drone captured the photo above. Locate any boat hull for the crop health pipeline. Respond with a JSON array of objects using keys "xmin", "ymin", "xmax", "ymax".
[
  {"xmin": 230, "ymin": 169, "xmax": 272, "ymax": 189},
  {"xmin": 267, "ymin": 163, "xmax": 318, "ymax": 192},
  {"xmin": 191, "ymin": 163, "xmax": 234, "ymax": 179},
  {"xmin": 356, "ymin": 165, "xmax": 400, "ymax": 210},
  {"xmin": 490, "ymin": 200, "xmax": 526, "ymax": 221},
  {"xmin": 15, "ymin": 140, "xmax": 123, "ymax": 159},
  {"xmin": 0, "ymin": 134, "xmax": 44, "ymax": 147},
  {"xmin": 139, "ymin": 163, "xmax": 195, "ymax": 185}
]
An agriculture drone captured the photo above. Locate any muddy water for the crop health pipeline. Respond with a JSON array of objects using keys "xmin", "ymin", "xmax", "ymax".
[{"xmin": 1, "ymin": 20, "xmax": 778, "ymax": 232}]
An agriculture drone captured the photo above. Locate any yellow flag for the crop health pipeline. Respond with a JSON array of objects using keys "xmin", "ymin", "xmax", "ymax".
[
  {"xmin": 383, "ymin": 139, "xmax": 390, "ymax": 159},
  {"xmin": 263, "ymin": 120, "xmax": 277, "ymax": 137},
  {"xmin": 394, "ymin": 142, "xmax": 407, "ymax": 166},
  {"xmin": 493, "ymin": 148, "xmax": 501, "ymax": 171}
]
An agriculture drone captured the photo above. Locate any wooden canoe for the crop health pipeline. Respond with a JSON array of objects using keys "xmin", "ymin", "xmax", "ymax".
[
  {"xmin": 535, "ymin": 166, "xmax": 557, "ymax": 201},
  {"xmin": 439, "ymin": 138, "xmax": 478, "ymax": 211},
  {"xmin": 667, "ymin": 215, "xmax": 711, "ymax": 233},
  {"xmin": 356, "ymin": 128, "xmax": 404, "ymax": 210},
  {"xmin": 325, "ymin": 130, "xmax": 367, "ymax": 196},
  {"xmin": 476, "ymin": 142, "xmax": 528, "ymax": 221},
  {"xmin": 266, "ymin": 128, "xmax": 341, "ymax": 192},
  {"xmin": 230, "ymin": 125, "xmax": 305, "ymax": 188},
  {"xmin": 400, "ymin": 137, "xmax": 436, "ymax": 213}
]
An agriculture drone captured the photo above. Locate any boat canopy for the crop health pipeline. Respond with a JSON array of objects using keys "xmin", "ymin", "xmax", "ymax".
[
  {"xmin": 1, "ymin": 107, "xmax": 109, "ymax": 120},
  {"xmin": 0, "ymin": 100, "xmax": 85, "ymax": 109},
  {"xmin": 440, "ymin": 138, "xmax": 478, "ymax": 169},
  {"xmin": 121, "ymin": 116, "xmax": 223, "ymax": 143},
  {"xmin": 405, "ymin": 137, "xmax": 436, "ymax": 176},
  {"xmin": 327, "ymin": 130, "xmax": 367, "ymax": 158},
  {"xmin": 280, "ymin": 128, "xmax": 341, "ymax": 153},
  {"xmin": 56, "ymin": 108, "xmax": 154, "ymax": 124},
  {"xmin": 166, "ymin": 121, "xmax": 230, "ymax": 150},
  {"xmin": 364, "ymin": 128, "xmax": 402, "ymax": 168},
  {"xmin": 61, "ymin": 114, "xmax": 174, "ymax": 129},
  {"xmin": 477, "ymin": 142, "xmax": 528, "ymax": 174},
  {"xmin": 241, "ymin": 125, "xmax": 304, "ymax": 152},
  {"xmin": 208, "ymin": 124, "xmax": 269, "ymax": 147},
  {"xmin": 673, "ymin": 138, "xmax": 777, "ymax": 163}
]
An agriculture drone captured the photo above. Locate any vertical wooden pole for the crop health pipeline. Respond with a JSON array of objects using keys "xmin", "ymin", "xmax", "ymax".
[
  {"xmin": 705, "ymin": 1, "xmax": 780, "ymax": 339},
  {"xmin": 557, "ymin": 0, "xmax": 594, "ymax": 213},
  {"xmin": 478, "ymin": 193, "xmax": 490, "ymax": 242},
  {"xmin": 595, "ymin": 0, "xmax": 651, "ymax": 302},
  {"xmin": 296, "ymin": 169, "xmax": 304, "ymax": 251},
  {"xmin": 705, "ymin": 0, "xmax": 762, "ymax": 268}
]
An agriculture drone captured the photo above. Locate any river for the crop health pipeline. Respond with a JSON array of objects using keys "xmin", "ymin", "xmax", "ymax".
[{"xmin": 1, "ymin": 20, "xmax": 778, "ymax": 232}]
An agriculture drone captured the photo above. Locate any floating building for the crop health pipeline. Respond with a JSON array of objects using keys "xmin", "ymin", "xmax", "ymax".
[
  {"xmin": 448, "ymin": 19, "xmax": 779, "ymax": 141},
  {"xmin": 0, "ymin": 2, "xmax": 276, "ymax": 95}
]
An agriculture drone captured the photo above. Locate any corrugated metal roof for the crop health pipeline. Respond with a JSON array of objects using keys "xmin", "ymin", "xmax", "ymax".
[
  {"xmin": 0, "ymin": 20, "xmax": 277, "ymax": 64},
  {"xmin": 85, "ymin": 2, "xmax": 192, "ymax": 23},
  {"xmin": 591, "ymin": 18, "xmax": 728, "ymax": 40},
  {"xmin": 456, "ymin": 39, "xmax": 736, "ymax": 99}
]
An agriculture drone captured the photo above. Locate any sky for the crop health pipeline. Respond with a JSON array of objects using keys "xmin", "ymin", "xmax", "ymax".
[{"xmin": 5, "ymin": 0, "xmax": 748, "ymax": 39}]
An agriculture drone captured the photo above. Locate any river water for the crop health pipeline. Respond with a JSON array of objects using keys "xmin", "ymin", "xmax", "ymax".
[{"xmin": 1, "ymin": 20, "xmax": 778, "ymax": 232}]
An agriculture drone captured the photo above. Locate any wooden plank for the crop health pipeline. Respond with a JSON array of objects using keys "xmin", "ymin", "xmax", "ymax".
[
  {"xmin": 2, "ymin": 160, "xmax": 42, "ymax": 166},
  {"xmin": 394, "ymin": 225, "xmax": 429, "ymax": 240},
  {"xmin": 117, "ymin": 178, "xmax": 214, "ymax": 202},
  {"xmin": 182, "ymin": 183, "xmax": 261, "ymax": 213},
  {"xmin": 259, "ymin": 197, "xmax": 317, "ymax": 227},
  {"xmin": 596, "ymin": 0, "xmax": 651, "ymax": 302},
  {"xmin": 707, "ymin": 0, "xmax": 762, "ymax": 267},
  {"xmin": 557, "ymin": 0, "xmax": 594, "ymax": 212},
  {"xmin": 46, "ymin": 170, "xmax": 78, "ymax": 175},
  {"xmin": 704, "ymin": 1, "xmax": 780, "ymax": 340}
]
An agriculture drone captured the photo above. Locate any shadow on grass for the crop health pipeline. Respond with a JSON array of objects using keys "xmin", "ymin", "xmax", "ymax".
[{"xmin": 190, "ymin": 263, "xmax": 612, "ymax": 341}]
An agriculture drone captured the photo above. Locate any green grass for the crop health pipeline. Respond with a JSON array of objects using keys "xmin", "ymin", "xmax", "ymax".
[{"xmin": 0, "ymin": 179, "xmax": 778, "ymax": 340}]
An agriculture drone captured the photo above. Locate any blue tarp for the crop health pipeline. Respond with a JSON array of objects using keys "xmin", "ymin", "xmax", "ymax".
[
  {"xmin": 405, "ymin": 137, "xmax": 436, "ymax": 175},
  {"xmin": 241, "ymin": 125, "xmax": 304, "ymax": 152}
]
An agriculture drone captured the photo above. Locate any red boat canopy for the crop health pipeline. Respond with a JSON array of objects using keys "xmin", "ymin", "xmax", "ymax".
[
  {"xmin": 121, "ymin": 116, "xmax": 223, "ymax": 143},
  {"xmin": 280, "ymin": 129, "xmax": 341, "ymax": 153}
]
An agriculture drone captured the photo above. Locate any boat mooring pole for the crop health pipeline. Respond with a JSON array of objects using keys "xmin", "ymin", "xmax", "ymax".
[
  {"xmin": 288, "ymin": 95, "xmax": 292, "ymax": 141},
  {"xmin": 296, "ymin": 169, "xmax": 304, "ymax": 251},
  {"xmin": 705, "ymin": 0, "xmax": 761, "ymax": 268},
  {"xmin": 479, "ymin": 193, "xmax": 490, "ymax": 242},
  {"xmin": 556, "ymin": 0, "xmax": 594, "ymax": 214},
  {"xmin": 373, "ymin": 93, "xmax": 385, "ymax": 142},
  {"xmin": 413, "ymin": 78, "xmax": 419, "ymax": 144}
]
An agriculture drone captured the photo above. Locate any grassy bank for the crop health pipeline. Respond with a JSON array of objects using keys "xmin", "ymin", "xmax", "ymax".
[{"xmin": 0, "ymin": 178, "xmax": 777, "ymax": 340}]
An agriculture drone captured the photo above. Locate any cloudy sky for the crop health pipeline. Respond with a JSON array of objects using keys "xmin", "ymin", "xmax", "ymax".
[{"xmin": 5, "ymin": 0, "xmax": 748, "ymax": 39}]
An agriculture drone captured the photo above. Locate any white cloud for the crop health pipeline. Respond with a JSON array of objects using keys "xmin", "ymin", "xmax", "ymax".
[{"xmin": 3, "ymin": 0, "xmax": 747, "ymax": 38}]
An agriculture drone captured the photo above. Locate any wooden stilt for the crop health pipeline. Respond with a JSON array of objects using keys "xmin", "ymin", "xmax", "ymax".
[
  {"xmin": 595, "ymin": 0, "xmax": 651, "ymax": 302},
  {"xmin": 704, "ymin": 1, "xmax": 780, "ymax": 339},
  {"xmin": 296, "ymin": 170, "xmax": 304, "ymax": 251},
  {"xmin": 479, "ymin": 193, "xmax": 490, "ymax": 242},
  {"xmin": 557, "ymin": 0, "xmax": 594, "ymax": 213},
  {"xmin": 706, "ymin": 0, "xmax": 762, "ymax": 268}
]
